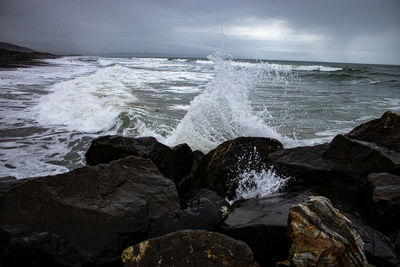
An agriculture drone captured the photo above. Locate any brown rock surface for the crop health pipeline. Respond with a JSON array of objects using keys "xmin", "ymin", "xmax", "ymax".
[
  {"xmin": 121, "ymin": 230, "xmax": 259, "ymax": 267},
  {"xmin": 287, "ymin": 196, "xmax": 368, "ymax": 267}
]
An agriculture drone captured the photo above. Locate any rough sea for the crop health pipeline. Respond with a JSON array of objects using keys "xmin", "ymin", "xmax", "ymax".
[{"xmin": 1, "ymin": 55, "xmax": 399, "ymax": 179}]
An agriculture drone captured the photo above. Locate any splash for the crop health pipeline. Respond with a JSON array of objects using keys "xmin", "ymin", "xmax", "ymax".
[
  {"xmin": 227, "ymin": 147, "xmax": 291, "ymax": 204},
  {"xmin": 229, "ymin": 167, "xmax": 290, "ymax": 204},
  {"xmin": 166, "ymin": 55, "xmax": 297, "ymax": 152}
]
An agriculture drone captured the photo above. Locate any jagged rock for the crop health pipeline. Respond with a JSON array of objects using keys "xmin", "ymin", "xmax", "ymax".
[
  {"xmin": 185, "ymin": 188, "xmax": 227, "ymax": 211},
  {"xmin": 286, "ymin": 196, "xmax": 368, "ymax": 267},
  {"xmin": 323, "ymin": 134, "xmax": 400, "ymax": 176},
  {"xmin": 148, "ymin": 198, "xmax": 221, "ymax": 238},
  {"xmin": 0, "ymin": 156, "xmax": 180, "ymax": 266},
  {"xmin": 121, "ymin": 230, "xmax": 259, "ymax": 266},
  {"xmin": 85, "ymin": 135, "xmax": 194, "ymax": 183},
  {"xmin": 346, "ymin": 111, "xmax": 400, "ymax": 152},
  {"xmin": 344, "ymin": 212, "xmax": 400, "ymax": 267},
  {"xmin": 223, "ymin": 192, "xmax": 310, "ymax": 266},
  {"xmin": 194, "ymin": 137, "xmax": 283, "ymax": 199},
  {"xmin": 366, "ymin": 172, "xmax": 400, "ymax": 231}
]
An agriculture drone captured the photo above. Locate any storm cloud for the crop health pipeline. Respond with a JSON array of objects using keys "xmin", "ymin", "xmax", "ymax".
[{"xmin": 1, "ymin": 0, "xmax": 399, "ymax": 64}]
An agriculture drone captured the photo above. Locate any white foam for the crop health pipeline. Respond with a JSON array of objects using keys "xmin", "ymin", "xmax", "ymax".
[
  {"xmin": 166, "ymin": 55, "xmax": 297, "ymax": 152},
  {"xmin": 229, "ymin": 167, "xmax": 290, "ymax": 204},
  {"xmin": 295, "ymin": 65, "xmax": 343, "ymax": 72},
  {"xmin": 33, "ymin": 65, "xmax": 138, "ymax": 133}
]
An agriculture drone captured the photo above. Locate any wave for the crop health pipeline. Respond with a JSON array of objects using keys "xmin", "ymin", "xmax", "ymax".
[
  {"xmin": 295, "ymin": 65, "xmax": 343, "ymax": 72},
  {"xmin": 34, "ymin": 65, "xmax": 138, "ymax": 133},
  {"xmin": 165, "ymin": 55, "xmax": 297, "ymax": 152}
]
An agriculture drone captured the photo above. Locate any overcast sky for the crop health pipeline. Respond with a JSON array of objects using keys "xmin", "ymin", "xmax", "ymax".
[{"xmin": 1, "ymin": 0, "xmax": 399, "ymax": 64}]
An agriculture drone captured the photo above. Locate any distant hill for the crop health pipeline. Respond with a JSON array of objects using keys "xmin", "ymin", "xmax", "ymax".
[
  {"xmin": 0, "ymin": 42, "xmax": 57, "ymax": 68},
  {"xmin": 0, "ymin": 42, "xmax": 36, "ymax": 53}
]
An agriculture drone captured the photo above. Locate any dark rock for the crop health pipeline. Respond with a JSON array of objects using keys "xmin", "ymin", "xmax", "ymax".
[
  {"xmin": 185, "ymin": 188, "xmax": 227, "ymax": 211},
  {"xmin": 323, "ymin": 135, "xmax": 400, "ymax": 176},
  {"xmin": 121, "ymin": 230, "xmax": 259, "ymax": 266},
  {"xmin": 396, "ymin": 230, "xmax": 400, "ymax": 254},
  {"xmin": 0, "ymin": 176, "xmax": 20, "ymax": 197},
  {"xmin": 346, "ymin": 111, "xmax": 400, "ymax": 152},
  {"xmin": 196, "ymin": 137, "xmax": 283, "ymax": 199},
  {"xmin": 0, "ymin": 156, "xmax": 180, "ymax": 266},
  {"xmin": 344, "ymin": 212, "xmax": 400, "ymax": 267},
  {"xmin": 85, "ymin": 135, "xmax": 194, "ymax": 183},
  {"xmin": 366, "ymin": 173, "xmax": 400, "ymax": 231},
  {"xmin": 286, "ymin": 196, "xmax": 369, "ymax": 267},
  {"xmin": 222, "ymin": 191, "xmax": 310, "ymax": 266},
  {"xmin": 269, "ymin": 144, "xmax": 355, "ymax": 185},
  {"xmin": 0, "ymin": 228, "xmax": 8, "ymax": 259},
  {"xmin": 149, "ymin": 198, "xmax": 221, "ymax": 238}
]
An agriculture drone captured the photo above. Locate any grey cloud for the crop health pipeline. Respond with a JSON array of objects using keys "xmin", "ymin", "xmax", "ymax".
[{"xmin": 0, "ymin": 0, "xmax": 399, "ymax": 64}]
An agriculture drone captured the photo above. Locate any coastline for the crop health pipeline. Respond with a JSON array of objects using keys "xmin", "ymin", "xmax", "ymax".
[{"xmin": 0, "ymin": 111, "xmax": 399, "ymax": 266}]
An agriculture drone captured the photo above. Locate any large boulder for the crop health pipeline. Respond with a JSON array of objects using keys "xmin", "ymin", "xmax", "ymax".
[
  {"xmin": 323, "ymin": 134, "xmax": 400, "ymax": 176},
  {"xmin": 193, "ymin": 137, "xmax": 283, "ymax": 199},
  {"xmin": 223, "ymin": 192, "xmax": 310, "ymax": 266},
  {"xmin": 346, "ymin": 111, "xmax": 400, "ymax": 152},
  {"xmin": 121, "ymin": 230, "xmax": 259, "ymax": 266},
  {"xmin": 344, "ymin": 212, "xmax": 400, "ymax": 267},
  {"xmin": 0, "ymin": 156, "xmax": 180, "ymax": 266},
  {"xmin": 148, "ymin": 197, "xmax": 221, "ymax": 238},
  {"xmin": 85, "ymin": 135, "xmax": 194, "ymax": 183},
  {"xmin": 286, "ymin": 196, "xmax": 368, "ymax": 267},
  {"xmin": 365, "ymin": 172, "xmax": 400, "ymax": 232}
]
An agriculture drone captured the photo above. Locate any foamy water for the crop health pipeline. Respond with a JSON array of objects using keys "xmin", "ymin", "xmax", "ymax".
[{"xmin": 1, "ymin": 56, "xmax": 399, "ymax": 180}]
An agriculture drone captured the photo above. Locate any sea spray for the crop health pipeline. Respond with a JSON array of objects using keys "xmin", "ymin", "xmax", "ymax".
[
  {"xmin": 227, "ymin": 147, "xmax": 290, "ymax": 204},
  {"xmin": 166, "ymin": 55, "xmax": 296, "ymax": 152}
]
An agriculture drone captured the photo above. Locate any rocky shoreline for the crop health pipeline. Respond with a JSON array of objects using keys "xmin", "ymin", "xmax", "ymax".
[{"xmin": 0, "ymin": 111, "xmax": 399, "ymax": 266}]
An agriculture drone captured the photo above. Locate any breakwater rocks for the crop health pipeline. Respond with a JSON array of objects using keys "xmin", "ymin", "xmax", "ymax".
[{"xmin": 1, "ymin": 111, "xmax": 399, "ymax": 266}]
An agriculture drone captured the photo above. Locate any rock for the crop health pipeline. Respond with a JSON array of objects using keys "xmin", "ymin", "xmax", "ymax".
[
  {"xmin": 148, "ymin": 197, "xmax": 221, "ymax": 238},
  {"xmin": 185, "ymin": 188, "xmax": 227, "ymax": 211},
  {"xmin": 365, "ymin": 173, "xmax": 400, "ymax": 231},
  {"xmin": 121, "ymin": 230, "xmax": 259, "ymax": 266},
  {"xmin": 323, "ymin": 135, "xmax": 400, "ymax": 176},
  {"xmin": 85, "ymin": 135, "xmax": 194, "ymax": 183},
  {"xmin": 0, "ymin": 176, "xmax": 19, "ymax": 197},
  {"xmin": 344, "ymin": 212, "xmax": 400, "ymax": 267},
  {"xmin": 269, "ymin": 144, "xmax": 355, "ymax": 185},
  {"xmin": 286, "ymin": 196, "xmax": 369, "ymax": 267},
  {"xmin": 346, "ymin": 111, "xmax": 400, "ymax": 152},
  {"xmin": 195, "ymin": 137, "xmax": 283, "ymax": 199},
  {"xmin": 223, "ymin": 191, "xmax": 310, "ymax": 266},
  {"xmin": 0, "ymin": 156, "xmax": 180, "ymax": 266}
]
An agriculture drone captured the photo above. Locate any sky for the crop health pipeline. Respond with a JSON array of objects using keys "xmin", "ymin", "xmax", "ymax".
[{"xmin": 0, "ymin": 0, "xmax": 399, "ymax": 64}]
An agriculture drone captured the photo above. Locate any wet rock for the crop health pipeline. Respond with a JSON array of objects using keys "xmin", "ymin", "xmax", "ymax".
[
  {"xmin": 149, "ymin": 197, "xmax": 221, "ymax": 238},
  {"xmin": 121, "ymin": 230, "xmax": 259, "ymax": 267},
  {"xmin": 344, "ymin": 212, "xmax": 400, "ymax": 267},
  {"xmin": 0, "ymin": 156, "xmax": 180, "ymax": 266},
  {"xmin": 346, "ymin": 111, "xmax": 400, "ymax": 152},
  {"xmin": 286, "ymin": 196, "xmax": 369, "ymax": 267},
  {"xmin": 223, "ymin": 191, "xmax": 310, "ymax": 266},
  {"xmin": 196, "ymin": 137, "xmax": 283, "ymax": 199},
  {"xmin": 0, "ymin": 176, "xmax": 19, "ymax": 197},
  {"xmin": 366, "ymin": 172, "xmax": 400, "ymax": 231},
  {"xmin": 323, "ymin": 134, "xmax": 400, "ymax": 176},
  {"xmin": 269, "ymin": 144, "xmax": 355, "ymax": 185},
  {"xmin": 185, "ymin": 188, "xmax": 227, "ymax": 211},
  {"xmin": 85, "ymin": 135, "xmax": 194, "ymax": 183}
]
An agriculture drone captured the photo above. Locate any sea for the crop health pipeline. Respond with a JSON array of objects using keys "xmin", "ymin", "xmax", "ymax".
[{"xmin": 1, "ymin": 55, "xmax": 399, "ymax": 180}]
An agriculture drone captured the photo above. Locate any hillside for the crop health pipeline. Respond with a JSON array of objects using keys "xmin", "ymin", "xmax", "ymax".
[{"xmin": 0, "ymin": 42, "xmax": 57, "ymax": 68}]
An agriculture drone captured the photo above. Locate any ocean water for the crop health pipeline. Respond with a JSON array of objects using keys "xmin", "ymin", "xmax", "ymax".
[{"xmin": 0, "ymin": 55, "xmax": 399, "ymax": 180}]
